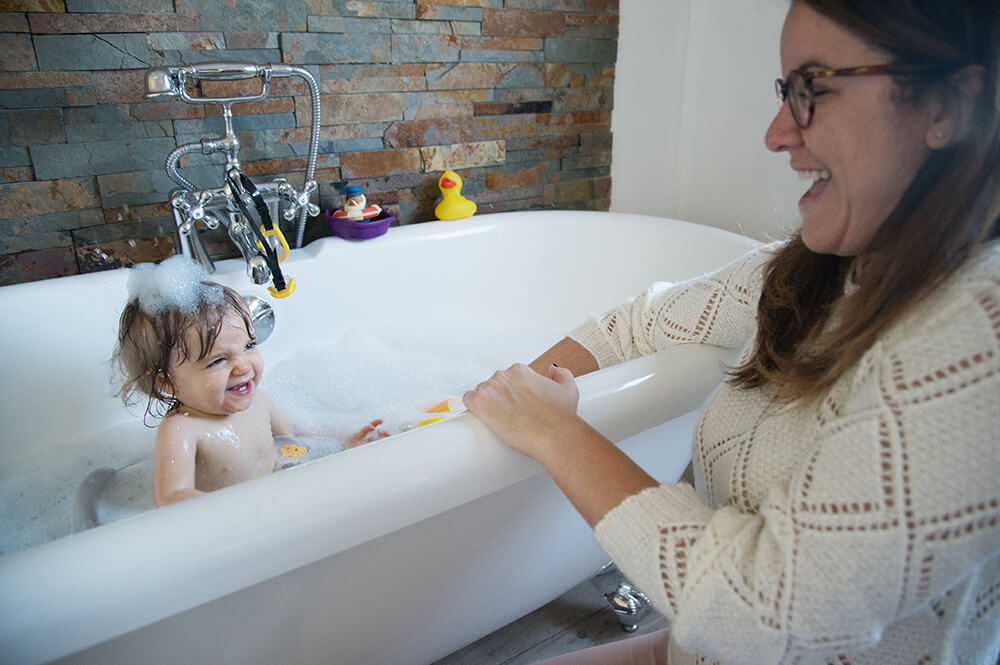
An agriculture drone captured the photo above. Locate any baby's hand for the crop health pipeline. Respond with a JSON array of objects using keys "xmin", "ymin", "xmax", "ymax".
[{"xmin": 347, "ymin": 419, "xmax": 391, "ymax": 448}]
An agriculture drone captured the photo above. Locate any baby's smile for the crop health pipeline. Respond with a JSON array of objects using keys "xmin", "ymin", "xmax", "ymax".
[{"xmin": 228, "ymin": 380, "xmax": 253, "ymax": 397}]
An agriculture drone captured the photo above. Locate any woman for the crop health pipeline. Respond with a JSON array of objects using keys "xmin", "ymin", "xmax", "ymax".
[{"xmin": 463, "ymin": 1, "xmax": 1000, "ymax": 663}]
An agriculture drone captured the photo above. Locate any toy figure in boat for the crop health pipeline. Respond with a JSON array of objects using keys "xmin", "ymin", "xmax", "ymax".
[{"xmin": 333, "ymin": 185, "xmax": 382, "ymax": 221}]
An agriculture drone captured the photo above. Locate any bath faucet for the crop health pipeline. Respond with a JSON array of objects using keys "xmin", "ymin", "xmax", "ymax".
[{"xmin": 146, "ymin": 62, "xmax": 323, "ymax": 297}]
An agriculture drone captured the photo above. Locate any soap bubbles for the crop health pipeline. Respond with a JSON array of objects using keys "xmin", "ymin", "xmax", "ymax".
[{"xmin": 127, "ymin": 255, "xmax": 225, "ymax": 315}]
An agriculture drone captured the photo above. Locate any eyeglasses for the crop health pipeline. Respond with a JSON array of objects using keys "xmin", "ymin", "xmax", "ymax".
[{"xmin": 775, "ymin": 64, "xmax": 935, "ymax": 129}]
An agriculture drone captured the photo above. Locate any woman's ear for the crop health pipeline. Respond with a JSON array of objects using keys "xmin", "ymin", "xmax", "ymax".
[{"xmin": 926, "ymin": 64, "xmax": 985, "ymax": 149}]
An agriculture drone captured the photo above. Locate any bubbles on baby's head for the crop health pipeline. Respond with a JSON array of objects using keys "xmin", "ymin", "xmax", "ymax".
[{"xmin": 127, "ymin": 255, "xmax": 225, "ymax": 316}]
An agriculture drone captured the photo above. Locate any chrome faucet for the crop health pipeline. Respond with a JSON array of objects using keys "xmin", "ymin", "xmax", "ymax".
[{"xmin": 145, "ymin": 63, "xmax": 322, "ymax": 297}]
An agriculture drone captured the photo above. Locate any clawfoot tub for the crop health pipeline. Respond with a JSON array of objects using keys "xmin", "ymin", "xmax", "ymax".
[{"xmin": 0, "ymin": 210, "xmax": 757, "ymax": 665}]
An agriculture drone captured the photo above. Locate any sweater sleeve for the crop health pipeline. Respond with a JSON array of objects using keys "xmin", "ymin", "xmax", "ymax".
[
  {"xmin": 567, "ymin": 241, "xmax": 778, "ymax": 369},
  {"xmin": 594, "ymin": 268, "xmax": 1000, "ymax": 664}
]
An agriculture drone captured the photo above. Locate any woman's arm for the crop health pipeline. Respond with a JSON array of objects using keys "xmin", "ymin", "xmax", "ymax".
[
  {"xmin": 569, "ymin": 241, "xmax": 775, "ymax": 370},
  {"xmin": 524, "ymin": 243, "xmax": 775, "ymax": 379},
  {"xmin": 527, "ymin": 337, "xmax": 599, "ymax": 377}
]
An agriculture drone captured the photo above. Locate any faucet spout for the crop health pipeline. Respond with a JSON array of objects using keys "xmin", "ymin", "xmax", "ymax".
[{"xmin": 226, "ymin": 214, "xmax": 271, "ymax": 285}]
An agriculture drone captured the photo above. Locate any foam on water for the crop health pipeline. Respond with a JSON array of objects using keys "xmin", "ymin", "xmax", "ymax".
[
  {"xmin": 127, "ymin": 254, "xmax": 225, "ymax": 315},
  {"xmin": 0, "ymin": 419, "xmax": 153, "ymax": 557},
  {"xmin": 264, "ymin": 319, "xmax": 537, "ymax": 438}
]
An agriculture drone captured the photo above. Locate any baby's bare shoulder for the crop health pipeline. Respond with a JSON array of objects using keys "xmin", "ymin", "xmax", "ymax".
[
  {"xmin": 157, "ymin": 411, "xmax": 199, "ymax": 438},
  {"xmin": 156, "ymin": 410, "xmax": 221, "ymax": 448}
]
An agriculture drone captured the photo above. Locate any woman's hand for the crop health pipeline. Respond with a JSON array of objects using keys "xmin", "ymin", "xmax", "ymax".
[
  {"xmin": 462, "ymin": 363, "xmax": 581, "ymax": 460},
  {"xmin": 464, "ymin": 362, "xmax": 658, "ymax": 526}
]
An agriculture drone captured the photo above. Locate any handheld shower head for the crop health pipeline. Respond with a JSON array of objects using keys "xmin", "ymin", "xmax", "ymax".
[{"xmin": 144, "ymin": 68, "xmax": 179, "ymax": 99}]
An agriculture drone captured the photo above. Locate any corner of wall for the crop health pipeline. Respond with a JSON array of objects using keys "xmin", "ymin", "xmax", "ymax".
[{"xmin": 610, "ymin": 0, "xmax": 692, "ymax": 219}]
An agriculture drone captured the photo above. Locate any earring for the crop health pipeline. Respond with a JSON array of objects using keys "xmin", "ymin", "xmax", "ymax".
[{"xmin": 935, "ymin": 131, "xmax": 945, "ymax": 139}]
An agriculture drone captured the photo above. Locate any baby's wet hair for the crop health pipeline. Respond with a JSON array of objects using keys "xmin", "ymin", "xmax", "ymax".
[{"xmin": 113, "ymin": 282, "xmax": 254, "ymax": 423}]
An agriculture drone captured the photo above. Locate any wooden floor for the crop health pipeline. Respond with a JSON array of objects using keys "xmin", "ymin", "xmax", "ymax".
[{"xmin": 431, "ymin": 566, "xmax": 668, "ymax": 665}]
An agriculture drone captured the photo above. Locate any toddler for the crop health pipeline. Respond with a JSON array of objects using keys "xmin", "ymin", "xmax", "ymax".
[{"xmin": 113, "ymin": 256, "xmax": 387, "ymax": 507}]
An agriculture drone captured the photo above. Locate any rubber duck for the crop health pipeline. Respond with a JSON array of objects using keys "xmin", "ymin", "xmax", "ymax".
[
  {"xmin": 434, "ymin": 170, "xmax": 477, "ymax": 221},
  {"xmin": 333, "ymin": 185, "xmax": 382, "ymax": 221}
]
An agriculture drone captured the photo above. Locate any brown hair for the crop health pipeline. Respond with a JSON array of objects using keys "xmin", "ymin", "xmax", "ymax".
[
  {"xmin": 113, "ymin": 282, "xmax": 253, "ymax": 422},
  {"xmin": 730, "ymin": 0, "xmax": 1000, "ymax": 401}
]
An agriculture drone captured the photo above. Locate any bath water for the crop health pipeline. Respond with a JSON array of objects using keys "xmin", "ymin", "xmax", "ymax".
[
  {"xmin": 264, "ymin": 320, "xmax": 536, "ymax": 437},
  {"xmin": 0, "ymin": 318, "xmax": 541, "ymax": 558},
  {"xmin": 0, "ymin": 419, "xmax": 153, "ymax": 558}
]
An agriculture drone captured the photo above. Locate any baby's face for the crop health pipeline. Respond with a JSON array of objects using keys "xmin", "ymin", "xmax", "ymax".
[{"xmin": 166, "ymin": 312, "xmax": 263, "ymax": 418}]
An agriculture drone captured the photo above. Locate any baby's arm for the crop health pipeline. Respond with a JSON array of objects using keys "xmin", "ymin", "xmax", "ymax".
[
  {"xmin": 260, "ymin": 389, "xmax": 388, "ymax": 446},
  {"xmin": 153, "ymin": 416, "xmax": 204, "ymax": 506}
]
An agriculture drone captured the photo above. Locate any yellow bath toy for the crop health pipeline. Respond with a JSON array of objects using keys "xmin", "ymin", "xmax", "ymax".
[
  {"xmin": 414, "ymin": 398, "xmax": 461, "ymax": 428},
  {"xmin": 434, "ymin": 170, "xmax": 477, "ymax": 221},
  {"xmin": 268, "ymin": 278, "xmax": 296, "ymax": 299},
  {"xmin": 426, "ymin": 398, "xmax": 456, "ymax": 414},
  {"xmin": 258, "ymin": 224, "xmax": 291, "ymax": 263},
  {"xmin": 279, "ymin": 443, "xmax": 308, "ymax": 458}
]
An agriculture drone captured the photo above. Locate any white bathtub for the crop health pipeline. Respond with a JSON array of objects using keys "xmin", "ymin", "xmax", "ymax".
[{"xmin": 0, "ymin": 210, "xmax": 757, "ymax": 665}]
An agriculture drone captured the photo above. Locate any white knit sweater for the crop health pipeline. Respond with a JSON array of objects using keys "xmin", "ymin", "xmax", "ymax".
[{"xmin": 570, "ymin": 240, "xmax": 1000, "ymax": 665}]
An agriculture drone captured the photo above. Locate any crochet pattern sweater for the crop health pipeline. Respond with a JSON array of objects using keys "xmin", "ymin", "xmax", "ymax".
[{"xmin": 570, "ymin": 241, "xmax": 1000, "ymax": 665}]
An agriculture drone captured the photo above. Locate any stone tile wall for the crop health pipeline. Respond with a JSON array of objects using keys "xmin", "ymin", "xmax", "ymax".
[{"xmin": 0, "ymin": 0, "xmax": 617, "ymax": 286}]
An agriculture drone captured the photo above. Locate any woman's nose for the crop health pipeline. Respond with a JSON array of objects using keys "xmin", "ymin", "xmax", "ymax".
[{"xmin": 764, "ymin": 100, "xmax": 802, "ymax": 153}]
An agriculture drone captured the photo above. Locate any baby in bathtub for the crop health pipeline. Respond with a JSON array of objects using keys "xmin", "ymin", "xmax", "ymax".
[{"xmin": 113, "ymin": 256, "xmax": 388, "ymax": 507}]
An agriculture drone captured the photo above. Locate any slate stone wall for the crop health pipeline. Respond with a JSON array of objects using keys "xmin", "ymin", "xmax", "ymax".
[{"xmin": 0, "ymin": 0, "xmax": 617, "ymax": 285}]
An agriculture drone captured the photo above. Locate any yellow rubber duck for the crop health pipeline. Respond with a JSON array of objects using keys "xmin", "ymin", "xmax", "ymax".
[{"xmin": 434, "ymin": 170, "xmax": 477, "ymax": 221}]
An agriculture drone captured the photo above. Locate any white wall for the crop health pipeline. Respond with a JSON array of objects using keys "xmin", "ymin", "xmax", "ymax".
[
  {"xmin": 607, "ymin": 0, "xmax": 691, "ymax": 221},
  {"xmin": 610, "ymin": 0, "xmax": 801, "ymax": 241}
]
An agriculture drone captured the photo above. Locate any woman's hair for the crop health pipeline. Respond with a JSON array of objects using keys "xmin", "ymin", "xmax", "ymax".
[
  {"xmin": 113, "ymin": 282, "xmax": 253, "ymax": 423},
  {"xmin": 730, "ymin": 0, "xmax": 1000, "ymax": 402}
]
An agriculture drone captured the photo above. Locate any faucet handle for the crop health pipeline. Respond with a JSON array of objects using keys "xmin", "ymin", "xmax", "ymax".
[
  {"xmin": 171, "ymin": 190, "xmax": 193, "ymax": 213},
  {"xmin": 190, "ymin": 191, "xmax": 221, "ymax": 228},
  {"xmin": 171, "ymin": 190, "xmax": 220, "ymax": 229},
  {"xmin": 281, "ymin": 179, "xmax": 320, "ymax": 221}
]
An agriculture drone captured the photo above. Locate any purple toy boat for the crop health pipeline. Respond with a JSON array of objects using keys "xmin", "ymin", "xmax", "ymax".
[{"xmin": 325, "ymin": 208, "xmax": 395, "ymax": 240}]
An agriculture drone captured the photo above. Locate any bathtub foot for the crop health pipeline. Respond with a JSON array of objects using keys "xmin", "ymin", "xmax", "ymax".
[
  {"xmin": 605, "ymin": 581, "xmax": 651, "ymax": 633},
  {"xmin": 591, "ymin": 562, "xmax": 653, "ymax": 633}
]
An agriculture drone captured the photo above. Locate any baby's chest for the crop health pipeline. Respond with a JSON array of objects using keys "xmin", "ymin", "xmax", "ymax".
[{"xmin": 195, "ymin": 411, "xmax": 274, "ymax": 470}]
